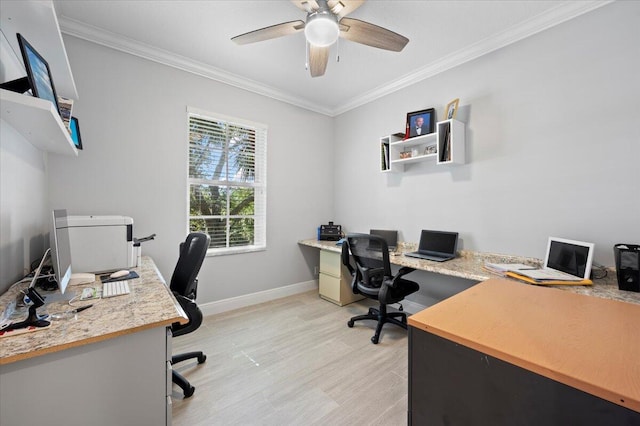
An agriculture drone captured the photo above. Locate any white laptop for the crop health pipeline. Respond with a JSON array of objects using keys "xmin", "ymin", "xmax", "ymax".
[{"xmin": 517, "ymin": 237, "xmax": 594, "ymax": 281}]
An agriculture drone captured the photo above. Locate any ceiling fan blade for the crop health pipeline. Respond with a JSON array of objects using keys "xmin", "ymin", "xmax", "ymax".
[
  {"xmin": 309, "ymin": 44, "xmax": 329, "ymax": 77},
  {"xmin": 291, "ymin": 0, "xmax": 319, "ymax": 13},
  {"xmin": 339, "ymin": 17, "xmax": 409, "ymax": 52},
  {"xmin": 328, "ymin": 0, "xmax": 365, "ymax": 19},
  {"xmin": 232, "ymin": 20, "xmax": 305, "ymax": 45}
]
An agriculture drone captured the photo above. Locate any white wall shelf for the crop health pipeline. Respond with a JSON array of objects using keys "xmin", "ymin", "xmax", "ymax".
[
  {"xmin": 1, "ymin": 89, "xmax": 77, "ymax": 156},
  {"xmin": 0, "ymin": 0, "xmax": 78, "ymax": 156},
  {"xmin": 380, "ymin": 119, "xmax": 465, "ymax": 172}
]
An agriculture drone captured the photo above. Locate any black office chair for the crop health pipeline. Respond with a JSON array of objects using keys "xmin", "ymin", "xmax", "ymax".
[
  {"xmin": 170, "ymin": 232, "xmax": 210, "ymax": 398},
  {"xmin": 341, "ymin": 233, "xmax": 419, "ymax": 344}
]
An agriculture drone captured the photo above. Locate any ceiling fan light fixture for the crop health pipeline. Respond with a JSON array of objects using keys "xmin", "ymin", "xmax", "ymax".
[{"xmin": 304, "ymin": 11, "xmax": 339, "ymax": 47}]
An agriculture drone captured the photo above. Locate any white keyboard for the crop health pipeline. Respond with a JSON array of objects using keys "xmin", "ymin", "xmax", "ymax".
[{"xmin": 102, "ymin": 280, "xmax": 131, "ymax": 298}]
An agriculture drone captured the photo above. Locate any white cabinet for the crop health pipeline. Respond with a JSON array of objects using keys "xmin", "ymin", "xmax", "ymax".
[
  {"xmin": 380, "ymin": 119, "xmax": 465, "ymax": 172},
  {"xmin": 318, "ymin": 249, "xmax": 364, "ymax": 306},
  {"xmin": 0, "ymin": 0, "xmax": 78, "ymax": 156}
]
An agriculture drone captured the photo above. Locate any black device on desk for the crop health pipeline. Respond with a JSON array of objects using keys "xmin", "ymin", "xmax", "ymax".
[
  {"xmin": 369, "ymin": 229, "xmax": 398, "ymax": 252},
  {"xmin": 405, "ymin": 230, "xmax": 459, "ymax": 262},
  {"xmin": 319, "ymin": 222, "xmax": 342, "ymax": 241},
  {"xmin": 615, "ymin": 244, "xmax": 640, "ymax": 292}
]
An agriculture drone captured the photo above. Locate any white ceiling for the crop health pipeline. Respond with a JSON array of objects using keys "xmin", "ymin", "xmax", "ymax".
[{"xmin": 53, "ymin": 0, "xmax": 608, "ymax": 116}]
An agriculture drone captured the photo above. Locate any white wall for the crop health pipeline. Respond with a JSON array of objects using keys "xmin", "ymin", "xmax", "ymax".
[
  {"xmin": 47, "ymin": 37, "xmax": 334, "ymax": 304},
  {"xmin": 0, "ymin": 29, "xmax": 50, "ymax": 294},
  {"xmin": 333, "ymin": 1, "xmax": 640, "ymax": 306},
  {"xmin": 0, "ymin": 123, "xmax": 50, "ymax": 294}
]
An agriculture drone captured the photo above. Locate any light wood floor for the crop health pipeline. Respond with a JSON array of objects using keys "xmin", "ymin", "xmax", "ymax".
[{"xmin": 171, "ymin": 290, "xmax": 410, "ymax": 425}]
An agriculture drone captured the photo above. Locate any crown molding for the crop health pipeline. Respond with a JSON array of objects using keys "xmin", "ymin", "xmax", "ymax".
[
  {"xmin": 58, "ymin": 16, "xmax": 334, "ymax": 116},
  {"xmin": 58, "ymin": 1, "xmax": 611, "ymax": 117},
  {"xmin": 332, "ymin": 0, "xmax": 612, "ymax": 115}
]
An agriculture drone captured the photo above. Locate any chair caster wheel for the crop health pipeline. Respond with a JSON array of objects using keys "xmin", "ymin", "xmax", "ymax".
[
  {"xmin": 371, "ymin": 335, "xmax": 379, "ymax": 344},
  {"xmin": 198, "ymin": 354, "xmax": 207, "ymax": 364},
  {"xmin": 347, "ymin": 320, "xmax": 354, "ymax": 328},
  {"xmin": 184, "ymin": 385, "xmax": 195, "ymax": 398}
]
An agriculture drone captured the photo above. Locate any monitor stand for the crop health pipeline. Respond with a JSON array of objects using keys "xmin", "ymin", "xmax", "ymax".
[
  {"xmin": 0, "ymin": 76, "xmax": 30, "ymax": 93},
  {"xmin": 3, "ymin": 288, "xmax": 50, "ymax": 331}
]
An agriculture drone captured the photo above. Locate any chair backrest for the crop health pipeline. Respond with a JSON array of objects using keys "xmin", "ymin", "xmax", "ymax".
[
  {"xmin": 169, "ymin": 232, "xmax": 210, "ymax": 299},
  {"xmin": 344, "ymin": 233, "xmax": 392, "ymax": 287}
]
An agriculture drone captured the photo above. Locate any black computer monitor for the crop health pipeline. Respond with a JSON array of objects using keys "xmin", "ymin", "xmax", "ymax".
[
  {"xmin": 369, "ymin": 229, "xmax": 398, "ymax": 251},
  {"xmin": 17, "ymin": 33, "xmax": 61, "ymax": 114}
]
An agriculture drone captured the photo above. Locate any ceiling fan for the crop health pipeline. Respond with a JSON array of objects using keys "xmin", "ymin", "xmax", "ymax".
[{"xmin": 231, "ymin": 0, "xmax": 409, "ymax": 78}]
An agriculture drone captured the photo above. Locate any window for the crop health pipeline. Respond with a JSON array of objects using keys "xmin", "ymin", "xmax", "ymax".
[{"xmin": 188, "ymin": 107, "xmax": 267, "ymax": 254}]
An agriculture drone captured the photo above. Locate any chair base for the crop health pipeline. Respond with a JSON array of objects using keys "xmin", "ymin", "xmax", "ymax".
[
  {"xmin": 347, "ymin": 304, "xmax": 407, "ymax": 344},
  {"xmin": 171, "ymin": 351, "xmax": 207, "ymax": 398}
]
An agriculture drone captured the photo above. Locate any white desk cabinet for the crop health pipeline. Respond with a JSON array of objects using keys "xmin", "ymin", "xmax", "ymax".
[
  {"xmin": 0, "ymin": 257, "xmax": 185, "ymax": 426},
  {"xmin": 318, "ymin": 249, "xmax": 364, "ymax": 306}
]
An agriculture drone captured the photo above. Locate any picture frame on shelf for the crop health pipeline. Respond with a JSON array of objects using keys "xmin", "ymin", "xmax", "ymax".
[
  {"xmin": 58, "ymin": 96, "xmax": 74, "ymax": 131},
  {"xmin": 405, "ymin": 108, "xmax": 435, "ymax": 139},
  {"xmin": 446, "ymin": 98, "xmax": 459, "ymax": 120},
  {"xmin": 69, "ymin": 117, "xmax": 83, "ymax": 150},
  {"xmin": 424, "ymin": 145, "xmax": 437, "ymax": 155}
]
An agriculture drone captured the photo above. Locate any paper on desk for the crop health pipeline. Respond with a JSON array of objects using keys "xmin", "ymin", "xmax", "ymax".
[{"xmin": 484, "ymin": 263, "xmax": 536, "ymax": 273}]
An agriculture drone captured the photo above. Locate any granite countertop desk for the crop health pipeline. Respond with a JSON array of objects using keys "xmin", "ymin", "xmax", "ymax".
[
  {"xmin": 298, "ymin": 239, "xmax": 640, "ymax": 305},
  {"xmin": 0, "ymin": 256, "xmax": 187, "ymax": 365}
]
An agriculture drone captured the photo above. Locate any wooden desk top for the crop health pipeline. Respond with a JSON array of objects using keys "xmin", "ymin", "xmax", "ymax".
[
  {"xmin": 408, "ymin": 278, "xmax": 640, "ymax": 413},
  {"xmin": 0, "ymin": 257, "xmax": 187, "ymax": 365}
]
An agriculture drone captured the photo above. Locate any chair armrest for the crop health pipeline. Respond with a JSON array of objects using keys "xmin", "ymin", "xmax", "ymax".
[
  {"xmin": 171, "ymin": 294, "xmax": 203, "ymax": 337},
  {"xmin": 385, "ymin": 267, "xmax": 416, "ymax": 288},
  {"xmin": 341, "ymin": 243, "xmax": 355, "ymax": 276}
]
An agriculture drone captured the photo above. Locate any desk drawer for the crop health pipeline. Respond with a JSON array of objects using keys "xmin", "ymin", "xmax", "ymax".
[
  {"xmin": 320, "ymin": 249, "xmax": 341, "ymax": 277},
  {"xmin": 319, "ymin": 272, "xmax": 364, "ymax": 306},
  {"xmin": 319, "ymin": 272, "xmax": 341, "ymax": 303}
]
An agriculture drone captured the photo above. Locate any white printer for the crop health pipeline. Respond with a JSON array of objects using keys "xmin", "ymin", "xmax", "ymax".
[{"xmin": 66, "ymin": 215, "xmax": 137, "ymax": 273}]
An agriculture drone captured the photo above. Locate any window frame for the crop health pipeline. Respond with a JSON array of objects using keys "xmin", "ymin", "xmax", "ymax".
[{"xmin": 187, "ymin": 106, "xmax": 267, "ymax": 256}]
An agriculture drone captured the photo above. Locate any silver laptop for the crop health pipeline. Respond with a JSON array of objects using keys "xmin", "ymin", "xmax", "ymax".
[
  {"xmin": 405, "ymin": 230, "xmax": 458, "ymax": 262},
  {"xmin": 368, "ymin": 229, "xmax": 398, "ymax": 252},
  {"xmin": 517, "ymin": 237, "xmax": 594, "ymax": 281}
]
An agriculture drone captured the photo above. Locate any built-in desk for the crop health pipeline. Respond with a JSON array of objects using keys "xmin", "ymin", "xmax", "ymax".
[
  {"xmin": 407, "ymin": 278, "xmax": 640, "ymax": 424},
  {"xmin": 298, "ymin": 239, "xmax": 640, "ymax": 305},
  {"xmin": 0, "ymin": 256, "xmax": 186, "ymax": 426}
]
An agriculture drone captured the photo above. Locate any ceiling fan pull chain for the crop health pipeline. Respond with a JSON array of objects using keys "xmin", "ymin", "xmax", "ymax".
[
  {"xmin": 336, "ymin": 36, "xmax": 340, "ymax": 62},
  {"xmin": 305, "ymin": 41, "xmax": 309, "ymax": 70}
]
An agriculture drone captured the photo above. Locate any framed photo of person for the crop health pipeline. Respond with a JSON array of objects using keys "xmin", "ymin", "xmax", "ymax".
[
  {"xmin": 405, "ymin": 108, "xmax": 435, "ymax": 139},
  {"xmin": 446, "ymin": 98, "xmax": 459, "ymax": 120}
]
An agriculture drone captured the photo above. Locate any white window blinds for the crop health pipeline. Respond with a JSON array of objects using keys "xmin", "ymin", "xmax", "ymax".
[{"xmin": 188, "ymin": 107, "xmax": 267, "ymax": 254}]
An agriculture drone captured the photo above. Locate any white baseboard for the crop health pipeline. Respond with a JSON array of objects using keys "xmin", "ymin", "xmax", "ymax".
[
  {"xmin": 199, "ymin": 279, "xmax": 319, "ymax": 317},
  {"xmin": 199, "ymin": 280, "xmax": 427, "ymax": 317}
]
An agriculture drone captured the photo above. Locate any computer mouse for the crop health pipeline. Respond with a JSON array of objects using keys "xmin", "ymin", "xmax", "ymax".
[{"xmin": 110, "ymin": 269, "xmax": 130, "ymax": 279}]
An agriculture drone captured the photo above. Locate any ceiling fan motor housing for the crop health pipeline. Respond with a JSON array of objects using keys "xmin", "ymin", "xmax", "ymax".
[{"xmin": 305, "ymin": 9, "xmax": 340, "ymax": 47}]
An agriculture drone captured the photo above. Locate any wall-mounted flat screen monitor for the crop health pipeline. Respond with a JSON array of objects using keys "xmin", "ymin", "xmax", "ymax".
[{"xmin": 17, "ymin": 33, "xmax": 61, "ymax": 115}]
